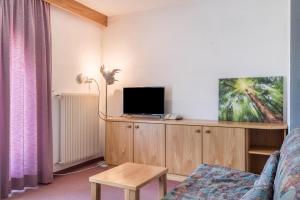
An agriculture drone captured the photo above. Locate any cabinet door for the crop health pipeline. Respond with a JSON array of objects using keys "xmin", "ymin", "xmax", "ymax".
[
  {"xmin": 134, "ymin": 123, "xmax": 166, "ymax": 167},
  {"xmin": 166, "ymin": 125, "xmax": 202, "ymax": 175},
  {"xmin": 106, "ymin": 121, "xmax": 133, "ymax": 165},
  {"xmin": 203, "ymin": 127, "xmax": 246, "ymax": 171}
]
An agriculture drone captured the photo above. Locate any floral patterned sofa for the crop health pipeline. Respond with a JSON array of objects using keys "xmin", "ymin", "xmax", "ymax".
[{"xmin": 163, "ymin": 128, "xmax": 300, "ymax": 200}]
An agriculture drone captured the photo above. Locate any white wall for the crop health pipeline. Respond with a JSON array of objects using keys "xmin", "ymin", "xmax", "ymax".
[
  {"xmin": 103, "ymin": 0, "xmax": 290, "ymax": 121},
  {"xmin": 51, "ymin": 7, "xmax": 104, "ymax": 171}
]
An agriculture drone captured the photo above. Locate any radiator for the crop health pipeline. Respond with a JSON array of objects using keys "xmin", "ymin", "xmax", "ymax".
[{"xmin": 58, "ymin": 93, "xmax": 100, "ymax": 165}]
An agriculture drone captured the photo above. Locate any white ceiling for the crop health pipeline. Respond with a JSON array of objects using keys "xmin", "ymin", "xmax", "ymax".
[{"xmin": 77, "ymin": 0, "xmax": 185, "ymax": 16}]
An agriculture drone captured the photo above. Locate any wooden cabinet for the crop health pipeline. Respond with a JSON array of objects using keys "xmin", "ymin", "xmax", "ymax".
[
  {"xmin": 203, "ymin": 127, "xmax": 246, "ymax": 171},
  {"xmin": 166, "ymin": 125, "xmax": 202, "ymax": 175},
  {"xmin": 134, "ymin": 123, "xmax": 166, "ymax": 167},
  {"xmin": 106, "ymin": 121, "xmax": 134, "ymax": 165},
  {"xmin": 105, "ymin": 117, "xmax": 287, "ymax": 175}
]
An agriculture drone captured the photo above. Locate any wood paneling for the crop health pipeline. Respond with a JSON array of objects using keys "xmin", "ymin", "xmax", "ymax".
[
  {"xmin": 166, "ymin": 125, "xmax": 202, "ymax": 175},
  {"xmin": 134, "ymin": 123, "xmax": 165, "ymax": 167},
  {"xmin": 43, "ymin": 0, "xmax": 108, "ymax": 26},
  {"xmin": 106, "ymin": 122, "xmax": 133, "ymax": 165},
  {"xmin": 203, "ymin": 127, "xmax": 246, "ymax": 171}
]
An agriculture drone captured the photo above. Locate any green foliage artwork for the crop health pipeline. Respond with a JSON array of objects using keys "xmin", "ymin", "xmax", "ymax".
[{"xmin": 219, "ymin": 77, "xmax": 284, "ymax": 123}]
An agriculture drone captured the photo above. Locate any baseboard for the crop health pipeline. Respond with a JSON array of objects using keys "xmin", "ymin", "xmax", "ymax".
[{"xmin": 54, "ymin": 157, "xmax": 104, "ymax": 174}]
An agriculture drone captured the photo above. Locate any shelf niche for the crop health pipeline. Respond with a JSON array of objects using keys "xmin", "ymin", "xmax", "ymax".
[{"xmin": 247, "ymin": 128, "xmax": 286, "ymax": 174}]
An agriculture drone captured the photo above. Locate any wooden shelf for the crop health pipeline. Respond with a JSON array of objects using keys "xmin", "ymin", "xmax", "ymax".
[{"xmin": 248, "ymin": 146, "xmax": 279, "ymax": 156}]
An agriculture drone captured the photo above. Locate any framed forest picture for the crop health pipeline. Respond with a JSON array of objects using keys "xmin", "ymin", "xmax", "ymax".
[{"xmin": 218, "ymin": 76, "xmax": 284, "ymax": 123}]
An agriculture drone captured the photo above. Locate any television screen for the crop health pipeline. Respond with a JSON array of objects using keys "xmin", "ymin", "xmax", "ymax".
[{"xmin": 123, "ymin": 87, "xmax": 165, "ymax": 115}]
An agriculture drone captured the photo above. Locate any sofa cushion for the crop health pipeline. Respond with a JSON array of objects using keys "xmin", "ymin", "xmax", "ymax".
[
  {"xmin": 240, "ymin": 185, "xmax": 273, "ymax": 200},
  {"xmin": 241, "ymin": 151, "xmax": 280, "ymax": 200},
  {"xmin": 274, "ymin": 128, "xmax": 300, "ymax": 200},
  {"xmin": 254, "ymin": 151, "xmax": 279, "ymax": 187},
  {"xmin": 163, "ymin": 164, "xmax": 259, "ymax": 200}
]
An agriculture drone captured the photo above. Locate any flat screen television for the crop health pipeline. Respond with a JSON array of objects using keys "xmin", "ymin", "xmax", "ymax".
[{"xmin": 123, "ymin": 87, "xmax": 165, "ymax": 115}]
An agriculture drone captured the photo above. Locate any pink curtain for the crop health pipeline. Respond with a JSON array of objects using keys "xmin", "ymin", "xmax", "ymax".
[{"xmin": 0, "ymin": 0, "xmax": 53, "ymax": 198}]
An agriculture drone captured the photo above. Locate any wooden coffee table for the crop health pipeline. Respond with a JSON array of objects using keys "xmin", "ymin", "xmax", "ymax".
[{"xmin": 89, "ymin": 162, "xmax": 168, "ymax": 200}]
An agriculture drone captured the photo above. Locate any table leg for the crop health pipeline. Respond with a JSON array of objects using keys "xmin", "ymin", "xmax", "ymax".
[
  {"xmin": 91, "ymin": 183, "xmax": 101, "ymax": 200},
  {"xmin": 159, "ymin": 174, "xmax": 167, "ymax": 199},
  {"xmin": 125, "ymin": 189, "xmax": 139, "ymax": 200}
]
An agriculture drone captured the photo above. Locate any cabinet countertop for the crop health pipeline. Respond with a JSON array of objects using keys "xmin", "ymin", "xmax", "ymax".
[{"xmin": 105, "ymin": 116, "xmax": 288, "ymax": 130}]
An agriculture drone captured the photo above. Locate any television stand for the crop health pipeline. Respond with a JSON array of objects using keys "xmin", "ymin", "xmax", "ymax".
[{"xmin": 105, "ymin": 117, "xmax": 288, "ymax": 175}]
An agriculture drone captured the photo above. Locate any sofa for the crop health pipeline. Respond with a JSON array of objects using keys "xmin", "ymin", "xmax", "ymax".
[{"xmin": 163, "ymin": 128, "xmax": 300, "ymax": 200}]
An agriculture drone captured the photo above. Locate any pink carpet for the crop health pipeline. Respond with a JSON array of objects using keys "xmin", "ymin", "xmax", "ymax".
[{"xmin": 8, "ymin": 164, "xmax": 179, "ymax": 200}]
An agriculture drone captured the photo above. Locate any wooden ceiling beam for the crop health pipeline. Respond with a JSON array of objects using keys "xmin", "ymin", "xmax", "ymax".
[{"xmin": 43, "ymin": 0, "xmax": 108, "ymax": 27}]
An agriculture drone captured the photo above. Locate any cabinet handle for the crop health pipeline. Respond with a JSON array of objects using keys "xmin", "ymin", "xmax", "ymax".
[
  {"xmin": 205, "ymin": 130, "xmax": 211, "ymax": 134},
  {"xmin": 128, "ymin": 125, "xmax": 132, "ymax": 128},
  {"xmin": 196, "ymin": 129, "xmax": 201, "ymax": 133},
  {"xmin": 135, "ymin": 125, "xmax": 139, "ymax": 129}
]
